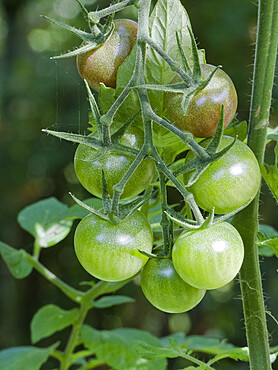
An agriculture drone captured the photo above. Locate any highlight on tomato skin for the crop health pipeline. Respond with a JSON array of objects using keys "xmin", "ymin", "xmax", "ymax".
[
  {"xmin": 141, "ymin": 258, "xmax": 206, "ymax": 313},
  {"xmin": 172, "ymin": 222, "xmax": 244, "ymax": 290},
  {"xmin": 183, "ymin": 136, "xmax": 261, "ymax": 214},
  {"xmin": 166, "ymin": 64, "xmax": 238, "ymax": 138},
  {"xmin": 74, "ymin": 126, "xmax": 157, "ymax": 200},
  {"xmin": 74, "ymin": 210, "xmax": 153, "ymax": 282},
  {"xmin": 77, "ymin": 19, "xmax": 138, "ymax": 91}
]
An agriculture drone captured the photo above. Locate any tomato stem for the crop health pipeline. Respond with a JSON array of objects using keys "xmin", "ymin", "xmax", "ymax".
[
  {"xmin": 232, "ymin": 0, "xmax": 278, "ymax": 369},
  {"xmin": 135, "ymin": 0, "xmax": 205, "ymax": 225},
  {"xmin": 143, "ymin": 36, "xmax": 194, "ymax": 86},
  {"xmin": 33, "ymin": 240, "xmax": 41, "ymax": 260},
  {"xmin": 88, "ymin": 0, "xmax": 136, "ymax": 23},
  {"xmin": 101, "ymin": 120, "xmax": 112, "ymax": 146},
  {"xmin": 158, "ymin": 171, "xmax": 171, "ymax": 254},
  {"xmin": 61, "ymin": 302, "xmax": 89, "ymax": 370}
]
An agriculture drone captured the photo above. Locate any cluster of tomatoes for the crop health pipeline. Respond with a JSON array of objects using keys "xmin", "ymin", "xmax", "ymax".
[{"xmin": 73, "ymin": 19, "xmax": 261, "ymax": 313}]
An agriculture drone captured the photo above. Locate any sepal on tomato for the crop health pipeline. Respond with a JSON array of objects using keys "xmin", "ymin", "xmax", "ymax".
[{"xmin": 43, "ymin": 6, "xmax": 115, "ymax": 60}]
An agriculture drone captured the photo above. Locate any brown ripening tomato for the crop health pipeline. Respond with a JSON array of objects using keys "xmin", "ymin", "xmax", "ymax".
[
  {"xmin": 77, "ymin": 19, "xmax": 138, "ymax": 91},
  {"xmin": 166, "ymin": 64, "xmax": 238, "ymax": 138}
]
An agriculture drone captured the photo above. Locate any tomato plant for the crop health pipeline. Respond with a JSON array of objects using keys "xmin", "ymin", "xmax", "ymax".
[
  {"xmin": 77, "ymin": 19, "xmax": 138, "ymax": 91},
  {"xmin": 1, "ymin": 0, "xmax": 277, "ymax": 369},
  {"xmin": 141, "ymin": 258, "xmax": 205, "ymax": 313},
  {"xmin": 184, "ymin": 136, "xmax": 261, "ymax": 214},
  {"xmin": 74, "ymin": 126, "xmax": 156, "ymax": 200},
  {"xmin": 74, "ymin": 210, "xmax": 152, "ymax": 282},
  {"xmin": 166, "ymin": 64, "xmax": 238, "ymax": 138},
  {"xmin": 172, "ymin": 222, "xmax": 244, "ymax": 290}
]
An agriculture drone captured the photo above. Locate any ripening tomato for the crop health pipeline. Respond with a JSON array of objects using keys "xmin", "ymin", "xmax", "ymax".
[
  {"xmin": 141, "ymin": 258, "xmax": 205, "ymax": 313},
  {"xmin": 77, "ymin": 19, "xmax": 138, "ymax": 91},
  {"xmin": 166, "ymin": 64, "xmax": 238, "ymax": 138},
  {"xmin": 184, "ymin": 136, "xmax": 261, "ymax": 214},
  {"xmin": 172, "ymin": 222, "xmax": 244, "ymax": 290},
  {"xmin": 74, "ymin": 210, "xmax": 153, "ymax": 282}
]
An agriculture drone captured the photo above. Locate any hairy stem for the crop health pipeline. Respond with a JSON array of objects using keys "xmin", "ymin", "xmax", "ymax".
[
  {"xmin": 89, "ymin": 0, "xmax": 136, "ymax": 22},
  {"xmin": 60, "ymin": 280, "xmax": 128, "ymax": 369},
  {"xmin": 33, "ymin": 240, "xmax": 41, "ymax": 260},
  {"xmin": 111, "ymin": 148, "xmax": 146, "ymax": 214},
  {"xmin": 61, "ymin": 302, "xmax": 89, "ymax": 370},
  {"xmin": 143, "ymin": 36, "xmax": 195, "ymax": 86},
  {"xmin": 101, "ymin": 79, "xmax": 134, "ymax": 126},
  {"xmin": 158, "ymin": 171, "xmax": 171, "ymax": 254},
  {"xmin": 136, "ymin": 0, "xmax": 204, "ymax": 226},
  {"xmin": 232, "ymin": 0, "xmax": 278, "ymax": 369}
]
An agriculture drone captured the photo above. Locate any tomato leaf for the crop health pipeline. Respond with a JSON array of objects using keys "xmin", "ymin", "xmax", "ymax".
[
  {"xmin": 259, "ymin": 224, "xmax": 278, "ymax": 239},
  {"xmin": 93, "ymin": 295, "xmax": 135, "ymax": 309},
  {"xmin": 17, "ymin": 197, "xmax": 73, "ymax": 248},
  {"xmin": 267, "ymin": 126, "xmax": 278, "ymax": 142},
  {"xmin": 257, "ymin": 224, "xmax": 278, "ymax": 257},
  {"xmin": 145, "ymin": 0, "xmax": 205, "ymax": 163},
  {"xmin": 152, "ymin": 125, "xmax": 188, "ymax": 164},
  {"xmin": 270, "ymin": 351, "xmax": 278, "ymax": 364},
  {"xmin": 224, "ymin": 120, "xmax": 247, "ymax": 141},
  {"xmin": 260, "ymin": 238, "xmax": 278, "ymax": 258},
  {"xmin": 98, "ymin": 84, "xmax": 116, "ymax": 113},
  {"xmin": 146, "ymin": 0, "xmax": 204, "ymax": 115},
  {"xmin": 161, "ymin": 333, "xmax": 250, "ymax": 361},
  {"xmin": 135, "ymin": 333, "xmax": 249, "ymax": 364},
  {"xmin": 80, "ymin": 325, "xmax": 167, "ymax": 370},
  {"xmin": 0, "ymin": 242, "xmax": 32, "ymax": 279},
  {"xmin": 31, "ymin": 304, "xmax": 79, "ymax": 344},
  {"xmin": 261, "ymin": 154, "xmax": 278, "ymax": 204},
  {"xmin": 0, "ymin": 343, "xmax": 58, "ymax": 370}
]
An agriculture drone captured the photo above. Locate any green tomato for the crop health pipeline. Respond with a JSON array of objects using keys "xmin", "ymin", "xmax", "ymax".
[
  {"xmin": 74, "ymin": 126, "xmax": 157, "ymax": 200},
  {"xmin": 74, "ymin": 210, "xmax": 153, "ymax": 282},
  {"xmin": 184, "ymin": 136, "xmax": 261, "ymax": 214},
  {"xmin": 166, "ymin": 64, "xmax": 238, "ymax": 138},
  {"xmin": 141, "ymin": 258, "xmax": 205, "ymax": 313},
  {"xmin": 172, "ymin": 222, "xmax": 244, "ymax": 290},
  {"xmin": 77, "ymin": 19, "xmax": 138, "ymax": 91}
]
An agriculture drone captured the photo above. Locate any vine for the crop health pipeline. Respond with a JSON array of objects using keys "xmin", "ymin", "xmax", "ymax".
[{"xmin": 232, "ymin": 0, "xmax": 278, "ymax": 369}]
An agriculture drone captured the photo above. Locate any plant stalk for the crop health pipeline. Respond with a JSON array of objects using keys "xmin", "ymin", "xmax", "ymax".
[
  {"xmin": 232, "ymin": 0, "xmax": 278, "ymax": 369},
  {"xmin": 61, "ymin": 302, "xmax": 90, "ymax": 370}
]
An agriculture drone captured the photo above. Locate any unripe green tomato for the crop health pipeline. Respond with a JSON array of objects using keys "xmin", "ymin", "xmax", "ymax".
[
  {"xmin": 166, "ymin": 64, "xmax": 238, "ymax": 138},
  {"xmin": 74, "ymin": 126, "xmax": 157, "ymax": 200},
  {"xmin": 77, "ymin": 19, "xmax": 138, "ymax": 91},
  {"xmin": 172, "ymin": 222, "xmax": 244, "ymax": 290},
  {"xmin": 74, "ymin": 210, "xmax": 153, "ymax": 282},
  {"xmin": 141, "ymin": 258, "xmax": 205, "ymax": 313},
  {"xmin": 184, "ymin": 136, "xmax": 261, "ymax": 214}
]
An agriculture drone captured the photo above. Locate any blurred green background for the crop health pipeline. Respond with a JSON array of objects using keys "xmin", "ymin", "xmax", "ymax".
[{"xmin": 0, "ymin": 0, "xmax": 277, "ymax": 369}]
